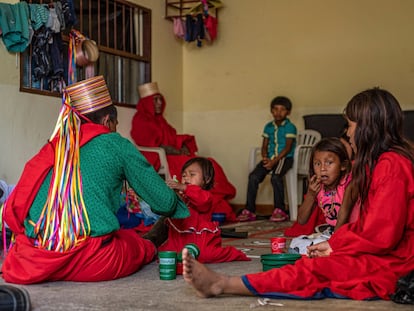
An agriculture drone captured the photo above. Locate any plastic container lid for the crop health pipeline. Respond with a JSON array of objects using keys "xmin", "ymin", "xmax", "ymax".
[
  {"xmin": 261, "ymin": 253, "xmax": 301, "ymax": 271},
  {"xmin": 260, "ymin": 253, "xmax": 301, "ymax": 261},
  {"xmin": 183, "ymin": 243, "xmax": 200, "ymax": 259}
]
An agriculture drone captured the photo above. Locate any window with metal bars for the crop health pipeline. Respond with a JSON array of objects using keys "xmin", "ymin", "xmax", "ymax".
[{"xmin": 20, "ymin": 0, "xmax": 152, "ymax": 108}]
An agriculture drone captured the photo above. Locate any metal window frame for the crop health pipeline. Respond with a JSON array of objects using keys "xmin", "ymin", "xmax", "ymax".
[{"xmin": 19, "ymin": 0, "xmax": 152, "ymax": 108}]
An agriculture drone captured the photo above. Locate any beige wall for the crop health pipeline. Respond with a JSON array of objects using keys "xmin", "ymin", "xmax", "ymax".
[{"xmin": 1, "ymin": 0, "xmax": 414, "ymax": 207}]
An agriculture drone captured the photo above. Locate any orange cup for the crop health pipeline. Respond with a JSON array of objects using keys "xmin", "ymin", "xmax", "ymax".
[{"xmin": 270, "ymin": 237, "xmax": 286, "ymax": 253}]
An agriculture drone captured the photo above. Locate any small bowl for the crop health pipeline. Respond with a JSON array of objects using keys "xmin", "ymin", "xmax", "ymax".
[{"xmin": 211, "ymin": 213, "xmax": 226, "ymax": 225}]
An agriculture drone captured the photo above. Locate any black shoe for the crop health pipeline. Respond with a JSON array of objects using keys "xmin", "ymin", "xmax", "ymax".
[
  {"xmin": 142, "ymin": 216, "xmax": 169, "ymax": 248},
  {"xmin": 0, "ymin": 285, "xmax": 31, "ymax": 311}
]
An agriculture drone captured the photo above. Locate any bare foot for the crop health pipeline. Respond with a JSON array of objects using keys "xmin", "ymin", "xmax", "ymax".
[{"xmin": 182, "ymin": 248, "xmax": 227, "ymax": 298}]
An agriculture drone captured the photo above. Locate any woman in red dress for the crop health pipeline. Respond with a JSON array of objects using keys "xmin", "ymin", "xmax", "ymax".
[{"xmin": 130, "ymin": 82, "xmax": 237, "ymax": 221}]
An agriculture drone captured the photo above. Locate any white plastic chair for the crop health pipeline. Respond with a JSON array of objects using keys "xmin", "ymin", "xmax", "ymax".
[
  {"xmin": 136, "ymin": 146, "xmax": 171, "ymax": 180},
  {"xmin": 248, "ymin": 129, "xmax": 321, "ymax": 221}
]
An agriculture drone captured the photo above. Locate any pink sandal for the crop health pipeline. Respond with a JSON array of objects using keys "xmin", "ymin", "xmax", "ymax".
[
  {"xmin": 269, "ymin": 208, "xmax": 289, "ymax": 222},
  {"xmin": 236, "ymin": 209, "xmax": 256, "ymax": 222}
]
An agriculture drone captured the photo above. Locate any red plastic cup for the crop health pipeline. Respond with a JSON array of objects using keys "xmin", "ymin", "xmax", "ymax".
[{"xmin": 271, "ymin": 237, "xmax": 286, "ymax": 253}]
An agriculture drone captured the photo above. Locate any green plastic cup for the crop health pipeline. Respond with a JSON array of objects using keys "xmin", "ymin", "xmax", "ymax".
[{"xmin": 158, "ymin": 251, "xmax": 177, "ymax": 280}]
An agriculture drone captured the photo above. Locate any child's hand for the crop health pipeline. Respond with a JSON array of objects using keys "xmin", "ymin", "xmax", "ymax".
[
  {"xmin": 263, "ymin": 158, "xmax": 275, "ymax": 170},
  {"xmin": 307, "ymin": 175, "xmax": 321, "ymax": 196},
  {"xmin": 166, "ymin": 178, "xmax": 186, "ymax": 192},
  {"xmin": 262, "ymin": 157, "xmax": 270, "ymax": 165}
]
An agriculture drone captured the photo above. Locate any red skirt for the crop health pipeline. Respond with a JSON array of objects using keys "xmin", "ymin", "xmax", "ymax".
[
  {"xmin": 158, "ymin": 225, "xmax": 249, "ymax": 263},
  {"xmin": 2, "ymin": 229, "xmax": 156, "ymax": 284}
]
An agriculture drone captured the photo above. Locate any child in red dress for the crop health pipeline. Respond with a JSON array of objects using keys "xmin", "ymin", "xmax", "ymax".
[{"xmin": 158, "ymin": 157, "xmax": 249, "ymax": 263}]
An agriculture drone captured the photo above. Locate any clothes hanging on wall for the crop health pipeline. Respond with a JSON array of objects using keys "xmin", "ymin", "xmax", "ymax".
[
  {"xmin": 175, "ymin": 13, "xmax": 218, "ymax": 47},
  {"xmin": 204, "ymin": 15, "xmax": 217, "ymax": 41},
  {"xmin": 0, "ymin": 2, "xmax": 31, "ymax": 53},
  {"xmin": 173, "ymin": 17, "xmax": 185, "ymax": 39},
  {"xmin": 29, "ymin": 3, "xmax": 49, "ymax": 32},
  {"xmin": 0, "ymin": 1, "xmax": 75, "ymax": 53},
  {"xmin": 60, "ymin": 0, "xmax": 77, "ymax": 28},
  {"xmin": 0, "ymin": 1, "xmax": 78, "ymax": 93}
]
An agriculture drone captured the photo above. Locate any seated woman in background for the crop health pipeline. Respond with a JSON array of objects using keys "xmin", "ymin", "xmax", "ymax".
[{"xmin": 130, "ymin": 82, "xmax": 237, "ymax": 221}]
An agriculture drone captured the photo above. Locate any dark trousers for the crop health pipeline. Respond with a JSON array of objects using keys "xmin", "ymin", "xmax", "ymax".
[{"xmin": 246, "ymin": 157, "xmax": 293, "ymax": 213}]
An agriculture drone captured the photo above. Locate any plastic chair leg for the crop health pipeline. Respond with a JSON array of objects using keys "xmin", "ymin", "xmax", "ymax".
[{"xmin": 285, "ymin": 169, "xmax": 298, "ymax": 221}]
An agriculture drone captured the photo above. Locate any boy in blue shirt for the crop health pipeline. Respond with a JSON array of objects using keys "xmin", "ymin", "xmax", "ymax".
[{"xmin": 238, "ymin": 96, "xmax": 297, "ymax": 222}]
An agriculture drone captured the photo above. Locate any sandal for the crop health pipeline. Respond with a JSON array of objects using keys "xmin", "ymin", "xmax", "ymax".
[
  {"xmin": 269, "ymin": 208, "xmax": 289, "ymax": 222},
  {"xmin": 236, "ymin": 209, "xmax": 256, "ymax": 222}
]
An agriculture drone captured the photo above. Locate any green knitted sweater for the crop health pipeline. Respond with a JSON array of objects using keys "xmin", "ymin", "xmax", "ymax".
[{"xmin": 24, "ymin": 132, "xmax": 189, "ymax": 238}]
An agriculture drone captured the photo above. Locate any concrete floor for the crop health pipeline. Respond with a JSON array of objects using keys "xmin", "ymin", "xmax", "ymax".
[{"xmin": 0, "ymin": 220, "xmax": 413, "ymax": 311}]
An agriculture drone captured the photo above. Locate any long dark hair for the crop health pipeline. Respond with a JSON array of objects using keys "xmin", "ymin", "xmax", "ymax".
[
  {"xmin": 344, "ymin": 88, "xmax": 414, "ymax": 204},
  {"xmin": 181, "ymin": 157, "xmax": 215, "ymax": 190}
]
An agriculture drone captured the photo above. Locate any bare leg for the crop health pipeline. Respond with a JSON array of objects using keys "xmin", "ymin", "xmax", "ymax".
[{"xmin": 181, "ymin": 248, "xmax": 252, "ymax": 298}]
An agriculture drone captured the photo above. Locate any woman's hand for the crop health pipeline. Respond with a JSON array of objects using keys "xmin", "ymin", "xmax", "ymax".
[{"xmin": 307, "ymin": 241, "xmax": 332, "ymax": 258}]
